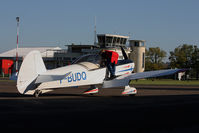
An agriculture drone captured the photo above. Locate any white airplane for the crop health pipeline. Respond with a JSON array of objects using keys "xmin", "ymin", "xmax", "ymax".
[{"xmin": 16, "ymin": 48, "xmax": 185, "ymax": 97}]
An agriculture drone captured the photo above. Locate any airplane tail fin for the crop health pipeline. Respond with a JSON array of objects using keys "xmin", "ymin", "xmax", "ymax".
[{"xmin": 17, "ymin": 51, "xmax": 46, "ymax": 95}]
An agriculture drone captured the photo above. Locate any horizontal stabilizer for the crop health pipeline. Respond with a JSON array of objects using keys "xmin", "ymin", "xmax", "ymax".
[
  {"xmin": 35, "ymin": 72, "xmax": 71, "ymax": 84},
  {"xmin": 103, "ymin": 69, "xmax": 186, "ymax": 88}
]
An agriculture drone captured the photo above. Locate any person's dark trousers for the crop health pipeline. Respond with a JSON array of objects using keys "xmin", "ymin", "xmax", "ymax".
[
  {"xmin": 107, "ymin": 59, "xmax": 115, "ymax": 77},
  {"xmin": 111, "ymin": 61, "xmax": 116, "ymax": 77}
]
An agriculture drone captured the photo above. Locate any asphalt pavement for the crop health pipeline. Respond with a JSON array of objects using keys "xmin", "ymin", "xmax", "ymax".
[{"xmin": 0, "ymin": 81, "xmax": 199, "ymax": 132}]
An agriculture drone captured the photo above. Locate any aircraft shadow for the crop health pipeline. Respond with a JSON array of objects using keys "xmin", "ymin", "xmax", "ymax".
[
  {"xmin": 0, "ymin": 92, "xmax": 100, "ymax": 98},
  {"xmin": 42, "ymin": 93, "xmax": 100, "ymax": 97},
  {"xmin": 0, "ymin": 92, "xmax": 31, "ymax": 98}
]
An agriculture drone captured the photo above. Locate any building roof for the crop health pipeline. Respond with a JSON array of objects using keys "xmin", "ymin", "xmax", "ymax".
[
  {"xmin": 97, "ymin": 34, "xmax": 129, "ymax": 39},
  {"xmin": 129, "ymin": 40, "xmax": 146, "ymax": 42},
  {"xmin": 0, "ymin": 47, "xmax": 61, "ymax": 58},
  {"xmin": 66, "ymin": 44, "xmax": 98, "ymax": 48}
]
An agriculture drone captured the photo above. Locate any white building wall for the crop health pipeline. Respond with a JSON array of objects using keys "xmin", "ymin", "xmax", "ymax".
[{"xmin": 129, "ymin": 40, "xmax": 146, "ymax": 73}]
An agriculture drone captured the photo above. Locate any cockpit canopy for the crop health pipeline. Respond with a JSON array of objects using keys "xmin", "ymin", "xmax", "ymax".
[
  {"xmin": 73, "ymin": 54, "xmax": 101, "ymax": 65},
  {"xmin": 73, "ymin": 54, "xmax": 133, "ymax": 67}
]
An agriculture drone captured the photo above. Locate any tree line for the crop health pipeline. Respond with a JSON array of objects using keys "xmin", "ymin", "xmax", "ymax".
[{"xmin": 145, "ymin": 44, "xmax": 199, "ymax": 79}]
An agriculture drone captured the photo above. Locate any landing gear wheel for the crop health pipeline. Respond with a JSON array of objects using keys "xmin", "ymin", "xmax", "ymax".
[
  {"xmin": 83, "ymin": 86, "xmax": 99, "ymax": 95},
  {"xmin": 34, "ymin": 90, "xmax": 41, "ymax": 97},
  {"xmin": 122, "ymin": 85, "xmax": 137, "ymax": 96}
]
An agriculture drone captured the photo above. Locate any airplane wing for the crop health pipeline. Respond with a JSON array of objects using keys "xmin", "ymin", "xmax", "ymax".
[
  {"xmin": 35, "ymin": 72, "xmax": 71, "ymax": 84},
  {"xmin": 102, "ymin": 69, "xmax": 186, "ymax": 88}
]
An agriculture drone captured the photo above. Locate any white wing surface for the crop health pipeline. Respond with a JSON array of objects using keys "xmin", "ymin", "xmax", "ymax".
[{"xmin": 103, "ymin": 69, "xmax": 185, "ymax": 88}]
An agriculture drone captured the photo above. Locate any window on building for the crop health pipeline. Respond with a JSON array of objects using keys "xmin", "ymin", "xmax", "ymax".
[
  {"xmin": 116, "ymin": 38, "xmax": 120, "ymax": 44},
  {"xmin": 98, "ymin": 36, "xmax": 105, "ymax": 48},
  {"xmin": 134, "ymin": 41, "xmax": 139, "ymax": 47},
  {"xmin": 113, "ymin": 37, "xmax": 117, "ymax": 43},
  {"xmin": 97, "ymin": 36, "xmax": 105, "ymax": 44},
  {"xmin": 120, "ymin": 38, "xmax": 124, "ymax": 45},
  {"xmin": 141, "ymin": 42, "xmax": 145, "ymax": 47},
  {"xmin": 123, "ymin": 39, "xmax": 127, "ymax": 44},
  {"xmin": 106, "ymin": 37, "xmax": 113, "ymax": 44},
  {"xmin": 142, "ymin": 52, "xmax": 145, "ymax": 68}
]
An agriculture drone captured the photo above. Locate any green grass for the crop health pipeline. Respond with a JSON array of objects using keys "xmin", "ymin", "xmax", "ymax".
[
  {"xmin": 0, "ymin": 77, "xmax": 16, "ymax": 82},
  {"xmin": 130, "ymin": 79, "xmax": 199, "ymax": 86}
]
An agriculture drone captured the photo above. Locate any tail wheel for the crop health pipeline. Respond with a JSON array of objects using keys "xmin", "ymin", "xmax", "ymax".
[{"xmin": 34, "ymin": 90, "xmax": 42, "ymax": 97}]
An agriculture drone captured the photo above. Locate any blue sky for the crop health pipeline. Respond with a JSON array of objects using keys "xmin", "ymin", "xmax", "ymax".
[{"xmin": 0, "ymin": 0, "xmax": 199, "ymax": 55}]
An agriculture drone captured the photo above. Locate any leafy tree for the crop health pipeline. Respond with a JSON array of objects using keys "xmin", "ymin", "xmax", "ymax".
[
  {"xmin": 191, "ymin": 45, "xmax": 199, "ymax": 79},
  {"xmin": 169, "ymin": 44, "xmax": 193, "ymax": 69},
  {"xmin": 169, "ymin": 44, "xmax": 199, "ymax": 79},
  {"xmin": 145, "ymin": 47, "xmax": 167, "ymax": 71}
]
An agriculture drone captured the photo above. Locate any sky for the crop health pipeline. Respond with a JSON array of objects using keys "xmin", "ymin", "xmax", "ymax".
[{"xmin": 0, "ymin": 0, "xmax": 199, "ymax": 56}]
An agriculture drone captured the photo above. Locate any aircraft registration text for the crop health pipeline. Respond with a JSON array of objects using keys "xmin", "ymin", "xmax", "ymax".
[{"xmin": 60, "ymin": 72, "xmax": 87, "ymax": 84}]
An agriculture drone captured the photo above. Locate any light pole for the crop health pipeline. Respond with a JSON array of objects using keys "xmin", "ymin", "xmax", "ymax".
[
  {"xmin": 94, "ymin": 16, "xmax": 97, "ymax": 45},
  {"xmin": 16, "ymin": 17, "xmax": 19, "ymax": 72}
]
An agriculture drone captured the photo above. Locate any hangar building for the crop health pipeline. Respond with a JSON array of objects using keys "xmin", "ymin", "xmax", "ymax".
[{"xmin": 0, "ymin": 47, "xmax": 61, "ymax": 76}]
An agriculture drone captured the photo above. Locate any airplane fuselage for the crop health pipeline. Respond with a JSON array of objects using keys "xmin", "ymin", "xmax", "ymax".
[
  {"xmin": 36, "ymin": 62, "xmax": 134, "ymax": 92},
  {"xmin": 16, "ymin": 50, "xmax": 135, "ymax": 95}
]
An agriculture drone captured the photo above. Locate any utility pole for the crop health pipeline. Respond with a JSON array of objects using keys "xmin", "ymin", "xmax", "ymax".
[
  {"xmin": 94, "ymin": 16, "xmax": 97, "ymax": 45},
  {"xmin": 16, "ymin": 17, "xmax": 19, "ymax": 72}
]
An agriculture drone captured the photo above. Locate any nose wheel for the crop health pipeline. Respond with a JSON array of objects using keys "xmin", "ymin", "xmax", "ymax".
[{"xmin": 122, "ymin": 85, "xmax": 137, "ymax": 96}]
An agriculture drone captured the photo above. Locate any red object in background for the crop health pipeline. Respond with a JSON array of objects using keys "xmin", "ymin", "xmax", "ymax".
[{"xmin": 2, "ymin": 59, "xmax": 14, "ymax": 74}]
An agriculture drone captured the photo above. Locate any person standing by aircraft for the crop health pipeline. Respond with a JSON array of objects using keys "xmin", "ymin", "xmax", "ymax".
[
  {"xmin": 100, "ymin": 49, "xmax": 119, "ymax": 80},
  {"xmin": 84, "ymin": 50, "xmax": 119, "ymax": 94}
]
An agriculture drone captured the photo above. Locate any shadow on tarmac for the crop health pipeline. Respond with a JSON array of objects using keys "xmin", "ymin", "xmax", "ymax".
[
  {"xmin": 0, "ymin": 84, "xmax": 199, "ymax": 132},
  {"xmin": 0, "ymin": 94, "xmax": 199, "ymax": 133}
]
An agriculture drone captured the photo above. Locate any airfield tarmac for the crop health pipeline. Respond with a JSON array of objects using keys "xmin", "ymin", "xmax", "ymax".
[{"xmin": 0, "ymin": 81, "xmax": 199, "ymax": 132}]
